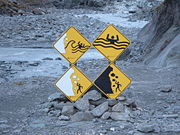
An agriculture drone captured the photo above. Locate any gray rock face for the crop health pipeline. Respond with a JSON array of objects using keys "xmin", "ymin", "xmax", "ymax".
[
  {"xmin": 74, "ymin": 98, "xmax": 90, "ymax": 111},
  {"xmin": 137, "ymin": 0, "xmax": 180, "ymax": 67},
  {"xmin": 83, "ymin": 90, "xmax": 102, "ymax": 101},
  {"xmin": 110, "ymin": 112, "xmax": 129, "ymax": 121},
  {"xmin": 61, "ymin": 106, "xmax": 75, "ymax": 116},
  {"xmin": 91, "ymin": 102, "xmax": 108, "ymax": 117},
  {"xmin": 71, "ymin": 112, "xmax": 94, "ymax": 121}
]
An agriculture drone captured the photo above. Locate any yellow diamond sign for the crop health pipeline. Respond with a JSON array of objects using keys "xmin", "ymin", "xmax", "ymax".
[
  {"xmin": 55, "ymin": 66, "xmax": 92, "ymax": 102},
  {"xmin": 93, "ymin": 24, "xmax": 130, "ymax": 62},
  {"xmin": 53, "ymin": 26, "xmax": 91, "ymax": 64},
  {"xmin": 94, "ymin": 64, "xmax": 131, "ymax": 99}
]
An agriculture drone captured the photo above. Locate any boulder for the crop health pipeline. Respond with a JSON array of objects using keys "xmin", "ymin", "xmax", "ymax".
[
  {"xmin": 74, "ymin": 98, "xmax": 90, "ymax": 111},
  {"xmin": 71, "ymin": 112, "xmax": 94, "ymax": 121},
  {"xmin": 91, "ymin": 102, "xmax": 109, "ymax": 117},
  {"xmin": 61, "ymin": 105, "xmax": 75, "ymax": 116}
]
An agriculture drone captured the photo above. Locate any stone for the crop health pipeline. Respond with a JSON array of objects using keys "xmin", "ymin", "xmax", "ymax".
[
  {"xmin": 71, "ymin": 112, "xmax": 94, "ymax": 122},
  {"xmin": 89, "ymin": 97, "xmax": 106, "ymax": 106},
  {"xmin": 59, "ymin": 115, "xmax": 70, "ymax": 121},
  {"xmin": 110, "ymin": 112, "xmax": 129, "ymax": 121},
  {"xmin": 32, "ymin": 8, "xmax": 45, "ymax": 15},
  {"xmin": 28, "ymin": 62, "xmax": 40, "ymax": 66},
  {"xmin": 112, "ymin": 102, "xmax": 124, "ymax": 112},
  {"xmin": 83, "ymin": 90, "xmax": 102, "ymax": 101},
  {"xmin": 107, "ymin": 99, "xmax": 118, "ymax": 106},
  {"xmin": 0, "ymin": 124, "xmax": 11, "ymax": 129},
  {"xmin": 61, "ymin": 105, "xmax": 75, "ymax": 116},
  {"xmin": 55, "ymin": 57, "xmax": 62, "ymax": 60},
  {"xmin": 74, "ymin": 98, "xmax": 90, "ymax": 111},
  {"xmin": 53, "ymin": 102, "xmax": 65, "ymax": 110},
  {"xmin": 91, "ymin": 102, "xmax": 109, "ymax": 117},
  {"xmin": 101, "ymin": 112, "xmax": 111, "ymax": 120},
  {"xmin": 117, "ymin": 96, "xmax": 126, "ymax": 101},
  {"xmin": 42, "ymin": 57, "xmax": 53, "ymax": 60},
  {"xmin": 162, "ymin": 114, "xmax": 178, "ymax": 118},
  {"xmin": 137, "ymin": 124, "xmax": 155, "ymax": 133},
  {"xmin": 48, "ymin": 92, "xmax": 67, "ymax": 102},
  {"xmin": 160, "ymin": 85, "xmax": 172, "ymax": 93},
  {"xmin": 48, "ymin": 110, "xmax": 61, "ymax": 117}
]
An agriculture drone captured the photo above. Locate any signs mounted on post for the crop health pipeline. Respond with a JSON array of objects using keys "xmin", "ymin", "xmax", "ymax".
[{"xmin": 53, "ymin": 25, "xmax": 132, "ymax": 102}]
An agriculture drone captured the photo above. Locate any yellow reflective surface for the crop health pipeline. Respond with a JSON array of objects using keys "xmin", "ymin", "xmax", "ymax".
[{"xmin": 93, "ymin": 24, "xmax": 130, "ymax": 62}]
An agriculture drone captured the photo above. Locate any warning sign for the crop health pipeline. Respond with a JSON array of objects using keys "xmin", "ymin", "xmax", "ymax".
[
  {"xmin": 94, "ymin": 64, "xmax": 131, "ymax": 99},
  {"xmin": 93, "ymin": 24, "xmax": 130, "ymax": 62},
  {"xmin": 53, "ymin": 27, "xmax": 91, "ymax": 64},
  {"xmin": 55, "ymin": 66, "xmax": 92, "ymax": 102}
]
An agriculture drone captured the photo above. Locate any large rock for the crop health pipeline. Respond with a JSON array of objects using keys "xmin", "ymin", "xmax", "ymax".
[
  {"xmin": 71, "ymin": 112, "xmax": 94, "ymax": 121},
  {"xmin": 91, "ymin": 102, "xmax": 109, "ymax": 117},
  {"xmin": 112, "ymin": 102, "xmax": 124, "ymax": 112},
  {"xmin": 83, "ymin": 90, "xmax": 102, "ymax": 101},
  {"xmin": 74, "ymin": 98, "xmax": 90, "ymax": 111},
  {"xmin": 61, "ymin": 105, "xmax": 75, "ymax": 116}
]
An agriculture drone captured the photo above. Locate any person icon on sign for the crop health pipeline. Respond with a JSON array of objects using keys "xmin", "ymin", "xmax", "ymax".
[
  {"xmin": 115, "ymin": 81, "xmax": 122, "ymax": 92},
  {"xmin": 106, "ymin": 34, "xmax": 119, "ymax": 45},
  {"xmin": 77, "ymin": 83, "xmax": 83, "ymax": 94}
]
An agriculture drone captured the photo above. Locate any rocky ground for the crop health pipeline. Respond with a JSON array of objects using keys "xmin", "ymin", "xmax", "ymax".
[{"xmin": 0, "ymin": 0, "xmax": 180, "ymax": 135}]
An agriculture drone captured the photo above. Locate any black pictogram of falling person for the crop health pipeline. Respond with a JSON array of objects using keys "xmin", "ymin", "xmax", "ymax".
[{"xmin": 77, "ymin": 83, "xmax": 83, "ymax": 94}]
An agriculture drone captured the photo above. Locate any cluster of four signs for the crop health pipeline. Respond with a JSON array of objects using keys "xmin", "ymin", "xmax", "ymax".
[{"xmin": 53, "ymin": 24, "xmax": 131, "ymax": 102}]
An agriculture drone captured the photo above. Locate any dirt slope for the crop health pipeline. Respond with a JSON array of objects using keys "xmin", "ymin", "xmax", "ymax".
[{"xmin": 138, "ymin": 0, "xmax": 180, "ymax": 67}]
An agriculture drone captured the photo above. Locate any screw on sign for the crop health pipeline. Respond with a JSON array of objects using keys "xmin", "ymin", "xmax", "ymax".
[{"xmin": 53, "ymin": 25, "xmax": 132, "ymax": 101}]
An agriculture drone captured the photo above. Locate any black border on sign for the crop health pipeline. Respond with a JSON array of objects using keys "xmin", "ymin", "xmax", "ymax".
[
  {"xmin": 93, "ymin": 63, "xmax": 132, "ymax": 99},
  {"xmin": 92, "ymin": 24, "xmax": 131, "ymax": 63},
  {"xmin": 52, "ymin": 26, "xmax": 92, "ymax": 65},
  {"xmin": 54, "ymin": 65, "xmax": 93, "ymax": 102}
]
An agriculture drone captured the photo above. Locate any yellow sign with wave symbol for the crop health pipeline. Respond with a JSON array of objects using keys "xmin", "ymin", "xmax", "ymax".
[{"xmin": 93, "ymin": 24, "xmax": 130, "ymax": 62}]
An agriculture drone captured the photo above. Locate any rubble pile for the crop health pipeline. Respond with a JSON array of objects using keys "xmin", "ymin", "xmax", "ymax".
[{"xmin": 40, "ymin": 90, "xmax": 139, "ymax": 122}]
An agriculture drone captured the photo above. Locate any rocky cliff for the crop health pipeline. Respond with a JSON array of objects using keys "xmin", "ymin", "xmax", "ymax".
[{"xmin": 138, "ymin": 0, "xmax": 180, "ymax": 67}]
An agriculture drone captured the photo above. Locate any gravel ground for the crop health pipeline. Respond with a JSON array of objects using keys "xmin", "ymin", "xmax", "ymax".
[{"xmin": 0, "ymin": 1, "xmax": 180, "ymax": 134}]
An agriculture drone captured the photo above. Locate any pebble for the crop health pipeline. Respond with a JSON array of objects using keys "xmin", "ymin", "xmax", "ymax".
[
  {"xmin": 59, "ymin": 115, "xmax": 70, "ymax": 121},
  {"xmin": 42, "ymin": 57, "xmax": 53, "ymax": 60},
  {"xmin": 160, "ymin": 85, "xmax": 172, "ymax": 93}
]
